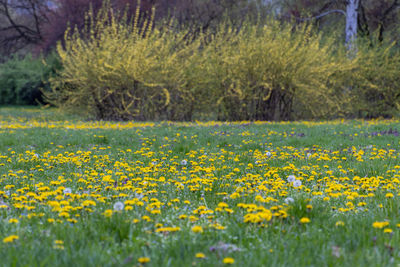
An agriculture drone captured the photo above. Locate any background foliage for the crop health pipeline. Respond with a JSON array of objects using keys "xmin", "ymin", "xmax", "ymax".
[{"xmin": 0, "ymin": 53, "xmax": 60, "ymax": 105}]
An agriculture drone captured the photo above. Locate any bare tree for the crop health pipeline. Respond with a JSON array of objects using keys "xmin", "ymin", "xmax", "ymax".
[
  {"xmin": 280, "ymin": 0, "xmax": 400, "ymax": 53},
  {"xmin": 0, "ymin": 0, "xmax": 53, "ymax": 55}
]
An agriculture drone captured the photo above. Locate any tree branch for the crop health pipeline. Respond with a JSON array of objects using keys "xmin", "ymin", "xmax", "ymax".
[
  {"xmin": 298, "ymin": 9, "xmax": 347, "ymax": 21},
  {"xmin": 28, "ymin": 0, "xmax": 42, "ymax": 39},
  {"xmin": 0, "ymin": 1, "xmax": 31, "ymax": 41}
]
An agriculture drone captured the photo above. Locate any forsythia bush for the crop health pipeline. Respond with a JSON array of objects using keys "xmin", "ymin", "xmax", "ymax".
[
  {"xmin": 46, "ymin": 2, "xmax": 201, "ymax": 120},
  {"xmin": 47, "ymin": 1, "xmax": 398, "ymax": 121},
  {"xmin": 349, "ymin": 41, "xmax": 400, "ymax": 118},
  {"xmin": 198, "ymin": 21, "xmax": 353, "ymax": 121}
]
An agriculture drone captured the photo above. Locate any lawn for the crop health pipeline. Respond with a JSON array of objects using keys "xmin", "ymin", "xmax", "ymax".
[{"xmin": 1, "ymin": 107, "xmax": 400, "ymax": 266}]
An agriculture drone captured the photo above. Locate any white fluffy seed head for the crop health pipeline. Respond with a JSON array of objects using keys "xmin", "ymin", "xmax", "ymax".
[
  {"xmin": 293, "ymin": 180, "xmax": 302, "ymax": 188},
  {"xmin": 113, "ymin": 201, "xmax": 124, "ymax": 211},
  {"xmin": 284, "ymin": 197, "xmax": 294, "ymax": 204},
  {"xmin": 287, "ymin": 175, "xmax": 296, "ymax": 183},
  {"xmin": 63, "ymin": 188, "xmax": 72, "ymax": 194}
]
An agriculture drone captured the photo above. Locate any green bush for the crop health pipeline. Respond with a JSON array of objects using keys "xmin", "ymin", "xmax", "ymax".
[{"xmin": 0, "ymin": 53, "xmax": 60, "ymax": 105}]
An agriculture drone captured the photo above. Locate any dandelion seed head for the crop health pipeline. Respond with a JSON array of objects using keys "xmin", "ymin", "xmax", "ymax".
[
  {"xmin": 113, "ymin": 201, "xmax": 124, "ymax": 211},
  {"xmin": 63, "ymin": 188, "xmax": 72, "ymax": 194},
  {"xmin": 287, "ymin": 175, "xmax": 296, "ymax": 183},
  {"xmin": 284, "ymin": 197, "xmax": 294, "ymax": 204},
  {"xmin": 293, "ymin": 180, "xmax": 302, "ymax": 188}
]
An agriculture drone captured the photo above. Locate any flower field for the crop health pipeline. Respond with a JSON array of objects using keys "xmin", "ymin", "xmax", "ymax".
[{"xmin": 1, "ymin": 107, "xmax": 400, "ymax": 266}]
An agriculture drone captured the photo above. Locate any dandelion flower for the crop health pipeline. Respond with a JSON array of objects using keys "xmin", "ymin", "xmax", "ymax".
[
  {"xmin": 384, "ymin": 228, "xmax": 393, "ymax": 234},
  {"xmin": 372, "ymin": 221, "xmax": 389, "ymax": 229},
  {"xmin": 223, "ymin": 257, "xmax": 235, "ymax": 264},
  {"xmin": 3, "ymin": 235, "xmax": 19, "ymax": 243},
  {"xmin": 192, "ymin": 225, "xmax": 203, "ymax": 233},
  {"xmin": 335, "ymin": 221, "xmax": 345, "ymax": 227},
  {"xmin": 386, "ymin": 193, "xmax": 394, "ymax": 198},
  {"xmin": 138, "ymin": 257, "xmax": 150, "ymax": 263},
  {"xmin": 103, "ymin": 209, "xmax": 113, "ymax": 217},
  {"xmin": 300, "ymin": 217, "xmax": 310, "ymax": 224},
  {"xmin": 195, "ymin": 252, "xmax": 206, "ymax": 258}
]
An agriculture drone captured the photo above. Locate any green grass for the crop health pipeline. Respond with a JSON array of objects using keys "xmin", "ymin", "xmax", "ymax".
[{"xmin": 1, "ymin": 107, "xmax": 400, "ymax": 266}]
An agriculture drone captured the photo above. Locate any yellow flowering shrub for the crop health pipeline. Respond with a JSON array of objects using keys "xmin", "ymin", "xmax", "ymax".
[
  {"xmin": 46, "ymin": 1, "xmax": 201, "ymax": 121},
  {"xmin": 349, "ymin": 40, "xmax": 400, "ymax": 118},
  {"xmin": 199, "ymin": 20, "xmax": 352, "ymax": 121}
]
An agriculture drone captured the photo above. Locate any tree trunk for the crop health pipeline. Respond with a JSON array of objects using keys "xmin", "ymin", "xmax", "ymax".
[{"xmin": 345, "ymin": 0, "xmax": 360, "ymax": 55}]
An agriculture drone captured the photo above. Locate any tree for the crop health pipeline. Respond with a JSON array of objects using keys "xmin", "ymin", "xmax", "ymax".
[
  {"xmin": 1, "ymin": 0, "xmax": 270, "ymax": 56},
  {"xmin": 280, "ymin": 0, "xmax": 400, "ymax": 51},
  {"xmin": 0, "ymin": 0, "xmax": 51, "ymax": 55},
  {"xmin": 345, "ymin": 0, "xmax": 359, "ymax": 53}
]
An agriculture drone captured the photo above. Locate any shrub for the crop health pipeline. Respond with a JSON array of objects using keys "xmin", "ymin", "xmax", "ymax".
[
  {"xmin": 46, "ymin": 2, "xmax": 201, "ymax": 120},
  {"xmin": 198, "ymin": 21, "xmax": 353, "ymax": 121},
  {"xmin": 349, "ymin": 40, "xmax": 400, "ymax": 118},
  {"xmin": 0, "ymin": 53, "xmax": 60, "ymax": 105},
  {"xmin": 51, "ymin": 1, "xmax": 400, "ymax": 121}
]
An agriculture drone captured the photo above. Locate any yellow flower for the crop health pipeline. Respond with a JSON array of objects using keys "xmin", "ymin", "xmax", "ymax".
[
  {"xmin": 150, "ymin": 209, "xmax": 161, "ymax": 214},
  {"xmin": 386, "ymin": 193, "xmax": 394, "ymax": 198},
  {"xmin": 300, "ymin": 217, "xmax": 310, "ymax": 224},
  {"xmin": 138, "ymin": 257, "xmax": 150, "ymax": 263},
  {"xmin": 58, "ymin": 212, "xmax": 70, "ymax": 218},
  {"xmin": 142, "ymin": 215, "xmax": 152, "ymax": 222},
  {"xmin": 3, "ymin": 235, "xmax": 19, "ymax": 243},
  {"xmin": 189, "ymin": 216, "xmax": 199, "ymax": 222},
  {"xmin": 103, "ymin": 209, "xmax": 113, "ymax": 217},
  {"xmin": 124, "ymin": 205, "xmax": 133, "ymax": 211},
  {"xmin": 223, "ymin": 257, "xmax": 235, "ymax": 264},
  {"xmin": 195, "ymin": 252, "xmax": 206, "ymax": 258},
  {"xmin": 155, "ymin": 227, "xmax": 181, "ymax": 233},
  {"xmin": 372, "ymin": 221, "xmax": 389, "ymax": 229},
  {"xmin": 8, "ymin": 218, "xmax": 19, "ymax": 223},
  {"xmin": 192, "ymin": 225, "xmax": 203, "ymax": 233},
  {"xmin": 335, "ymin": 221, "xmax": 345, "ymax": 227},
  {"xmin": 384, "ymin": 228, "xmax": 393, "ymax": 234},
  {"xmin": 218, "ymin": 202, "xmax": 229, "ymax": 208}
]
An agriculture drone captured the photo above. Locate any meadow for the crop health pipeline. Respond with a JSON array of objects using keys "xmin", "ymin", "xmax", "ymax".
[{"xmin": 1, "ymin": 107, "xmax": 400, "ymax": 266}]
